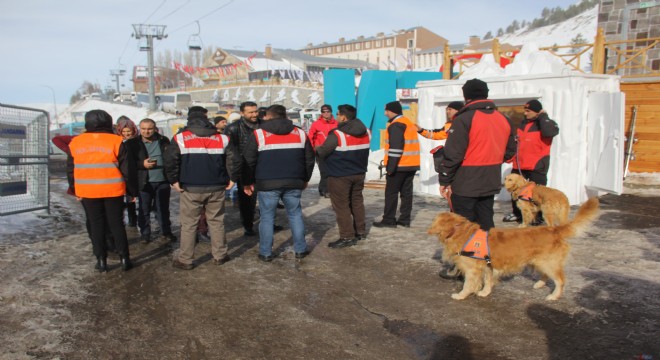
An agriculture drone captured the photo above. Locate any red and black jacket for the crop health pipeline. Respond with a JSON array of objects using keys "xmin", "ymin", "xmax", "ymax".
[
  {"xmin": 510, "ymin": 112, "xmax": 559, "ymax": 174},
  {"xmin": 438, "ymin": 99, "xmax": 516, "ymax": 197}
]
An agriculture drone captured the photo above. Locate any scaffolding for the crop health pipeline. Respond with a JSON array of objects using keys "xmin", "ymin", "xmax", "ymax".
[{"xmin": 0, "ymin": 103, "xmax": 50, "ymax": 216}]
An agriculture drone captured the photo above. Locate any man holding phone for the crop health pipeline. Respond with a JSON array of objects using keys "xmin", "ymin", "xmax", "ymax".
[{"xmin": 126, "ymin": 118, "xmax": 176, "ymax": 244}]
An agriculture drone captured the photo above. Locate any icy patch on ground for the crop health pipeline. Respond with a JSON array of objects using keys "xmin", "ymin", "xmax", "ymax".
[{"xmin": 623, "ymin": 172, "xmax": 660, "ymax": 197}]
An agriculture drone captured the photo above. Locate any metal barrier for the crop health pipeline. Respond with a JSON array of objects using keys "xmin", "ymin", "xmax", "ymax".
[{"xmin": 0, "ymin": 103, "xmax": 50, "ymax": 216}]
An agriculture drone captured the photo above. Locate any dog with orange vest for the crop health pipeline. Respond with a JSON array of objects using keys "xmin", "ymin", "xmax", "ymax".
[{"xmin": 503, "ymin": 173, "xmax": 570, "ymax": 228}]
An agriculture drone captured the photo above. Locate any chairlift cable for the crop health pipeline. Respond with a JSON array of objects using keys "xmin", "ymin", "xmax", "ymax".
[
  {"xmin": 169, "ymin": 0, "xmax": 235, "ymax": 34},
  {"xmin": 118, "ymin": 35, "xmax": 134, "ymax": 64},
  {"xmin": 155, "ymin": 0, "xmax": 191, "ymax": 23},
  {"xmin": 144, "ymin": 0, "xmax": 167, "ymax": 23}
]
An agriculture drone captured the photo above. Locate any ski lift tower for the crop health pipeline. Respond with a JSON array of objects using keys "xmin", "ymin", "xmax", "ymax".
[
  {"xmin": 132, "ymin": 24, "xmax": 167, "ymax": 111},
  {"xmin": 109, "ymin": 68, "xmax": 126, "ymax": 94}
]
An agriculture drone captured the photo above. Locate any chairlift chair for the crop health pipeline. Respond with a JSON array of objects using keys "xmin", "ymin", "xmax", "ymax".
[
  {"xmin": 187, "ymin": 21, "xmax": 203, "ymax": 51},
  {"xmin": 139, "ymin": 37, "xmax": 150, "ymax": 51},
  {"xmin": 188, "ymin": 35, "xmax": 202, "ymax": 51}
]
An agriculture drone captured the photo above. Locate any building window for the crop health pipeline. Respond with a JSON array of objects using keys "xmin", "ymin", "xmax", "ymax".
[
  {"xmin": 366, "ymin": 42, "xmax": 371, "ymax": 49},
  {"xmin": 407, "ymin": 39, "xmax": 414, "ymax": 48},
  {"xmin": 327, "ymin": 47, "xmax": 332, "ymax": 54},
  {"xmin": 336, "ymin": 45, "xmax": 341, "ymax": 52},
  {"xmin": 386, "ymin": 38, "xmax": 392, "ymax": 46},
  {"xmin": 355, "ymin": 43, "xmax": 361, "ymax": 50},
  {"xmin": 345, "ymin": 44, "xmax": 351, "ymax": 51},
  {"xmin": 376, "ymin": 40, "xmax": 381, "ymax": 47}
]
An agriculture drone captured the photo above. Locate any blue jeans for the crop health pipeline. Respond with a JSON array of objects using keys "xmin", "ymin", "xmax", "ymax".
[
  {"xmin": 257, "ymin": 188, "xmax": 306, "ymax": 256},
  {"xmin": 138, "ymin": 181, "xmax": 172, "ymax": 236}
]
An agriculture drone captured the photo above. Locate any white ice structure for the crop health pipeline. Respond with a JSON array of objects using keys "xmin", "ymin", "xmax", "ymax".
[{"xmin": 416, "ymin": 44, "xmax": 624, "ymax": 205}]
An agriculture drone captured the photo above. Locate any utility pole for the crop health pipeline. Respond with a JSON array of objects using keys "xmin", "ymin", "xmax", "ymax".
[
  {"xmin": 109, "ymin": 69, "xmax": 126, "ymax": 94},
  {"xmin": 40, "ymin": 85, "xmax": 59, "ymax": 128},
  {"xmin": 132, "ymin": 24, "xmax": 167, "ymax": 111}
]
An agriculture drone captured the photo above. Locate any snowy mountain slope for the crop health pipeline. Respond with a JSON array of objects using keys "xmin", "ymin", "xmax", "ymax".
[{"xmin": 497, "ymin": 5, "xmax": 598, "ymax": 48}]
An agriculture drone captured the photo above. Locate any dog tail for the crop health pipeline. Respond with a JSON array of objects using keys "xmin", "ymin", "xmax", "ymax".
[{"xmin": 559, "ymin": 197, "xmax": 600, "ymax": 239}]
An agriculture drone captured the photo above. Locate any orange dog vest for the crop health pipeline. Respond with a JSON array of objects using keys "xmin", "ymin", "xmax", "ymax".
[
  {"xmin": 517, "ymin": 182, "xmax": 536, "ymax": 203},
  {"xmin": 460, "ymin": 229, "xmax": 492, "ymax": 266}
]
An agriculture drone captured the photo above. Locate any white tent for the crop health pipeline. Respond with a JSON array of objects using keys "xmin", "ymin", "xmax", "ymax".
[{"xmin": 416, "ymin": 48, "xmax": 624, "ymax": 205}]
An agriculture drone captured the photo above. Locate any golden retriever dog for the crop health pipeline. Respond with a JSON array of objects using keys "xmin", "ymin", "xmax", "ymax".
[
  {"xmin": 428, "ymin": 198, "xmax": 599, "ymax": 301},
  {"xmin": 504, "ymin": 173, "xmax": 570, "ymax": 227}
]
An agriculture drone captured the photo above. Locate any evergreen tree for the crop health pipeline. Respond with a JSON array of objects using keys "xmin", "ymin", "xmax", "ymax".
[
  {"xmin": 570, "ymin": 33, "xmax": 588, "ymax": 53},
  {"xmin": 483, "ymin": 31, "xmax": 493, "ymax": 40},
  {"xmin": 497, "ymin": 28, "xmax": 504, "ymax": 37}
]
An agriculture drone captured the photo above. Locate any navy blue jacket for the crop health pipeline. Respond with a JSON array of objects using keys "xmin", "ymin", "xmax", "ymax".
[
  {"xmin": 317, "ymin": 118, "xmax": 370, "ymax": 177},
  {"xmin": 241, "ymin": 118, "xmax": 315, "ymax": 191},
  {"xmin": 164, "ymin": 117, "xmax": 232, "ymax": 192}
]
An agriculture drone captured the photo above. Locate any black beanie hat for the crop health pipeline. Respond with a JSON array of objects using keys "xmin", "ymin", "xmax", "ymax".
[
  {"xmin": 385, "ymin": 101, "xmax": 403, "ymax": 115},
  {"xmin": 84, "ymin": 109, "xmax": 113, "ymax": 132},
  {"xmin": 525, "ymin": 100, "xmax": 543, "ymax": 113},
  {"xmin": 447, "ymin": 101, "xmax": 464, "ymax": 111},
  {"xmin": 462, "ymin": 79, "xmax": 489, "ymax": 101},
  {"xmin": 189, "ymin": 105, "xmax": 207, "ymax": 113},
  {"xmin": 187, "ymin": 111, "xmax": 208, "ymax": 121}
]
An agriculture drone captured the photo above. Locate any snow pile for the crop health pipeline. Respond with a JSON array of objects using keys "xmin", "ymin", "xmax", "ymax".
[{"xmin": 504, "ymin": 42, "xmax": 573, "ymax": 76}]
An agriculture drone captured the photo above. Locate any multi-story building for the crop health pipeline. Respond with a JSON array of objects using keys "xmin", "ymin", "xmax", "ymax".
[
  {"xmin": 197, "ymin": 45, "xmax": 376, "ymax": 87},
  {"xmin": 597, "ymin": 0, "xmax": 659, "ymax": 76},
  {"xmin": 301, "ymin": 27, "xmax": 448, "ymax": 71}
]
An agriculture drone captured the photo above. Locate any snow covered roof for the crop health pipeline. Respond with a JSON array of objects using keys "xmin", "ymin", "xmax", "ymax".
[{"xmin": 210, "ymin": 47, "xmax": 374, "ymax": 73}]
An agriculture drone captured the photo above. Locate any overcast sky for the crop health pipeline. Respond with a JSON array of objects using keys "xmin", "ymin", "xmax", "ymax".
[{"xmin": 1, "ymin": 0, "xmax": 582, "ymax": 105}]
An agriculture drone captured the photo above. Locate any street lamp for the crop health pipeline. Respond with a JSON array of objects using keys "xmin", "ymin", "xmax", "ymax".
[{"xmin": 40, "ymin": 84, "xmax": 59, "ymax": 128}]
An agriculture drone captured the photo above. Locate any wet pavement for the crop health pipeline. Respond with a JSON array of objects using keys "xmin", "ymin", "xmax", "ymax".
[{"xmin": 1, "ymin": 173, "xmax": 658, "ymax": 359}]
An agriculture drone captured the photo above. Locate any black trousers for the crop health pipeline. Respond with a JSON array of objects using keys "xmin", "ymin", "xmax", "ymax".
[
  {"xmin": 237, "ymin": 181, "xmax": 257, "ymax": 231},
  {"xmin": 82, "ymin": 196, "xmax": 130, "ymax": 259},
  {"xmin": 81, "ymin": 200, "xmax": 114, "ymax": 249},
  {"xmin": 126, "ymin": 198, "xmax": 137, "ymax": 226},
  {"xmin": 511, "ymin": 169, "xmax": 547, "ymax": 220},
  {"xmin": 451, "ymin": 193, "xmax": 495, "ymax": 231},
  {"xmin": 383, "ymin": 171, "xmax": 415, "ymax": 225},
  {"xmin": 316, "ymin": 154, "xmax": 329, "ymax": 196}
]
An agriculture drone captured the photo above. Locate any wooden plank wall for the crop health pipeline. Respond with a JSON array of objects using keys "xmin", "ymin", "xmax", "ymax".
[{"xmin": 620, "ymin": 81, "xmax": 660, "ymax": 173}]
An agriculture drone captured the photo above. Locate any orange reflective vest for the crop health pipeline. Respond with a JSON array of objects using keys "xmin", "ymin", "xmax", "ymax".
[
  {"xmin": 460, "ymin": 229, "xmax": 491, "ymax": 265},
  {"xmin": 517, "ymin": 182, "xmax": 537, "ymax": 203},
  {"xmin": 69, "ymin": 133, "xmax": 125, "ymax": 198},
  {"xmin": 419, "ymin": 122, "xmax": 452, "ymax": 140},
  {"xmin": 384, "ymin": 115, "xmax": 420, "ymax": 170}
]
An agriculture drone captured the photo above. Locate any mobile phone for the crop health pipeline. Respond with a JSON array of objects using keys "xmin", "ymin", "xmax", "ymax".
[{"xmin": 148, "ymin": 159, "xmax": 157, "ymax": 164}]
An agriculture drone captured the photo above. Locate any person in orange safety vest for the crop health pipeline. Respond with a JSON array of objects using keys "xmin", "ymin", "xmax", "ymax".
[
  {"xmin": 67, "ymin": 110, "xmax": 137, "ymax": 273},
  {"xmin": 416, "ymin": 101, "xmax": 463, "ymax": 141},
  {"xmin": 373, "ymin": 101, "xmax": 420, "ymax": 229}
]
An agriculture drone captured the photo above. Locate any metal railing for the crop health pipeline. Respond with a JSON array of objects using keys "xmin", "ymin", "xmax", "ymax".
[{"xmin": 0, "ymin": 104, "xmax": 50, "ymax": 216}]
